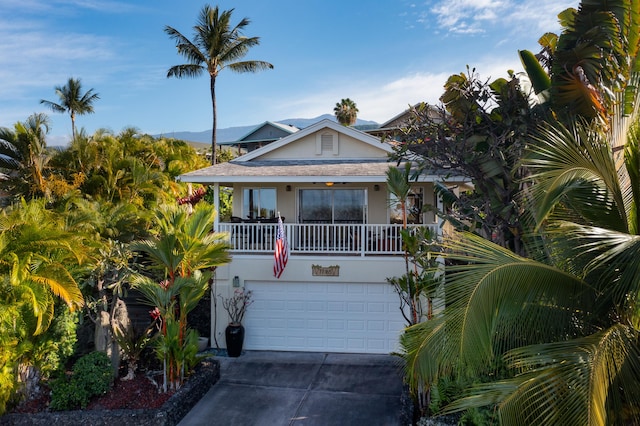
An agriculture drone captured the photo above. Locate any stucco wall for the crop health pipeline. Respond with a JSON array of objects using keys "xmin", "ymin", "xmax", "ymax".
[{"xmin": 257, "ymin": 131, "xmax": 386, "ymax": 160}]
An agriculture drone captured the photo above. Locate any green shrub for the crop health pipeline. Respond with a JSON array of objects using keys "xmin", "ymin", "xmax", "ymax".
[
  {"xmin": 49, "ymin": 351, "xmax": 113, "ymax": 411},
  {"xmin": 49, "ymin": 378, "xmax": 89, "ymax": 411},
  {"xmin": 32, "ymin": 305, "xmax": 78, "ymax": 379},
  {"xmin": 71, "ymin": 351, "xmax": 113, "ymax": 396}
]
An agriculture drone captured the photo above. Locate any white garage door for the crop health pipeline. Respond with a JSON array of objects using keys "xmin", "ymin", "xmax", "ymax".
[{"xmin": 243, "ymin": 281, "xmax": 406, "ymax": 354}]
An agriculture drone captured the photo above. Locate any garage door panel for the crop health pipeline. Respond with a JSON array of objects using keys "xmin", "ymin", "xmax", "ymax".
[{"xmin": 243, "ymin": 281, "xmax": 405, "ymax": 354}]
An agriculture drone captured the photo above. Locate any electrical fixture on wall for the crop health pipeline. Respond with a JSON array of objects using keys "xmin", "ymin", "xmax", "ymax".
[
  {"xmin": 325, "ymin": 182, "xmax": 334, "ymax": 187},
  {"xmin": 232, "ymin": 276, "xmax": 240, "ymax": 288},
  {"xmin": 373, "ymin": 184, "xmax": 380, "ymax": 191},
  {"xmin": 286, "ymin": 185, "xmax": 292, "ymax": 192}
]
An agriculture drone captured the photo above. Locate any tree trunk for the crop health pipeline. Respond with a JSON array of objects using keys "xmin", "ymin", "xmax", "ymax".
[
  {"xmin": 95, "ymin": 310, "xmax": 120, "ymax": 376},
  {"xmin": 210, "ymin": 75, "xmax": 217, "ymax": 165},
  {"xmin": 16, "ymin": 364, "xmax": 41, "ymax": 401}
]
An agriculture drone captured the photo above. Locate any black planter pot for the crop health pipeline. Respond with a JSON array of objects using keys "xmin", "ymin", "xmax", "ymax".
[{"xmin": 225, "ymin": 323, "xmax": 245, "ymax": 357}]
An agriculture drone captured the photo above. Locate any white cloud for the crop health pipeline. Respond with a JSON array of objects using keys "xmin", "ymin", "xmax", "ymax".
[
  {"xmin": 427, "ymin": 0, "xmax": 577, "ymax": 35},
  {"xmin": 268, "ymin": 72, "xmax": 450, "ymax": 124},
  {"xmin": 0, "ymin": 18, "xmax": 117, "ymax": 102}
]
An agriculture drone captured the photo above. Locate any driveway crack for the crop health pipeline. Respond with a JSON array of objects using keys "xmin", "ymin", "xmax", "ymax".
[{"xmin": 288, "ymin": 353, "xmax": 327, "ymax": 425}]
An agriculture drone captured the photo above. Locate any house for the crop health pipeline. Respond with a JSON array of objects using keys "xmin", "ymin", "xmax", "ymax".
[
  {"xmin": 367, "ymin": 103, "xmax": 443, "ymax": 141},
  {"xmin": 178, "ymin": 118, "xmax": 465, "ymax": 354},
  {"xmin": 218, "ymin": 121, "xmax": 299, "ymax": 155}
]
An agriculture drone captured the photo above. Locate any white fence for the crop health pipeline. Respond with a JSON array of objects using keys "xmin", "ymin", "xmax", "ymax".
[{"xmin": 218, "ymin": 223, "xmax": 439, "ymax": 256}]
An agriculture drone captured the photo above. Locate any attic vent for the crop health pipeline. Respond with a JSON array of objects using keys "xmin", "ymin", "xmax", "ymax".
[
  {"xmin": 316, "ymin": 132, "xmax": 339, "ymax": 155},
  {"xmin": 321, "ymin": 134, "xmax": 333, "ymax": 152}
]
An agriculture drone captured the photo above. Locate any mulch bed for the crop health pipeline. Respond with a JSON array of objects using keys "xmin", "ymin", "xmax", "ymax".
[
  {"xmin": 2, "ymin": 359, "xmax": 220, "ymax": 426},
  {"xmin": 10, "ymin": 372, "xmax": 173, "ymax": 414}
]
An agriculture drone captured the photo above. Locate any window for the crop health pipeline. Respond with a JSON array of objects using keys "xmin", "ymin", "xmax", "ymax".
[
  {"xmin": 390, "ymin": 187, "xmax": 423, "ymax": 224},
  {"xmin": 243, "ymin": 188, "xmax": 276, "ymax": 220},
  {"xmin": 299, "ymin": 189, "xmax": 366, "ymax": 223}
]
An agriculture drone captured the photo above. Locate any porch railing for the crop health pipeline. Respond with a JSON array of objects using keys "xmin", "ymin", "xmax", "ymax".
[{"xmin": 217, "ymin": 223, "xmax": 439, "ymax": 256}]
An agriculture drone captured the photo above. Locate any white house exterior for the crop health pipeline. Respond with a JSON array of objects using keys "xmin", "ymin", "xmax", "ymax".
[{"xmin": 178, "ymin": 119, "xmax": 462, "ymax": 354}]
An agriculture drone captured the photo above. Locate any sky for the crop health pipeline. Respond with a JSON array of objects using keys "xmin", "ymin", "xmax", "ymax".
[{"xmin": 1, "ymin": 0, "xmax": 578, "ymax": 146}]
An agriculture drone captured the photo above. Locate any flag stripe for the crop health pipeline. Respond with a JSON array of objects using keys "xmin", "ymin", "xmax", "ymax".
[{"xmin": 274, "ymin": 216, "xmax": 288, "ymax": 278}]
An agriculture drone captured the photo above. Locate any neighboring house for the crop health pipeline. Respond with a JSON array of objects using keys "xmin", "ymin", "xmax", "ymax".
[
  {"xmin": 367, "ymin": 103, "xmax": 442, "ymax": 141},
  {"xmin": 219, "ymin": 121, "xmax": 299, "ymax": 155},
  {"xmin": 178, "ymin": 118, "xmax": 465, "ymax": 354}
]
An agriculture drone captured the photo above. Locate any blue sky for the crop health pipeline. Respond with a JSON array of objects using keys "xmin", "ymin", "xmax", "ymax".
[{"xmin": 1, "ymin": 0, "xmax": 577, "ymax": 145}]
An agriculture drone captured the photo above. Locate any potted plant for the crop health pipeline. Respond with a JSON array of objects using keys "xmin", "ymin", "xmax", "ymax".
[{"xmin": 220, "ymin": 288, "xmax": 253, "ymax": 357}]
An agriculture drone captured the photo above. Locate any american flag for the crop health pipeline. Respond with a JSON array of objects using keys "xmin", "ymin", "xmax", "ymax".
[{"xmin": 273, "ymin": 215, "xmax": 289, "ymax": 278}]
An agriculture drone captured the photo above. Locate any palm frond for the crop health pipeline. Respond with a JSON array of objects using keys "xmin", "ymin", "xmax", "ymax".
[
  {"xmin": 443, "ymin": 324, "xmax": 640, "ymax": 426},
  {"xmin": 545, "ymin": 221, "xmax": 640, "ymax": 314},
  {"xmin": 402, "ymin": 232, "xmax": 591, "ymax": 389},
  {"xmin": 526, "ymin": 119, "xmax": 627, "ymax": 231}
]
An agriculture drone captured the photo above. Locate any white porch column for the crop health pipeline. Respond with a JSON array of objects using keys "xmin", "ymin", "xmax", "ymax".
[{"xmin": 213, "ymin": 183, "xmax": 220, "ymax": 232}]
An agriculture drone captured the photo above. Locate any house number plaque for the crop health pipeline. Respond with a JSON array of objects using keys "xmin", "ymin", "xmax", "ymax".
[{"xmin": 311, "ymin": 264, "xmax": 340, "ymax": 276}]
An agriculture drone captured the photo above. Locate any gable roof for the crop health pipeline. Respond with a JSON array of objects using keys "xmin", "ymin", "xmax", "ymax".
[
  {"xmin": 177, "ymin": 117, "xmax": 467, "ymax": 185},
  {"xmin": 238, "ymin": 118, "xmax": 392, "ymax": 162},
  {"xmin": 237, "ymin": 121, "xmax": 299, "ymax": 142},
  {"xmin": 218, "ymin": 121, "xmax": 299, "ymax": 146}
]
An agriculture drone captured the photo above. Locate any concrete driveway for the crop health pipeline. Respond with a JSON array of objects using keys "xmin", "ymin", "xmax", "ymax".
[{"xmin": 178, "ymin": 351, "xmax": 407, "ymax": 426}]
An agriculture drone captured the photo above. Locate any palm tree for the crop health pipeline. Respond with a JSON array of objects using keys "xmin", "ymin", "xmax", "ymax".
[
  {"xmin": 0, "ymin": 199, "xmax": 85, "ymax": 326},
  {"xmin": 333, "ymin": 98, "xmax": 358, "ymax": 126},
  {"xmin": 40, "ymin": 78, "xmax": 100, "ymax": 140},
  {"xmin": 131, "ymin": 203, "xmax": 231, "ymax": 391},
  {"xmin": 0, "ymin": 113, "xmax": 52, "ymax": 198},
  {"xmin": 165, "ymin": 5, "xmax": 273, "ymax": 165},
  {"xmin": 0, "ymin": 198, "xmax": 86, "ymax": 413},
  {"xmin": 0, "ymin": 133, "xmax": 21, "ymax": 170},
  {"xmin": 519, "ymin": 0, "xmax": 639, "ymax": 125}
]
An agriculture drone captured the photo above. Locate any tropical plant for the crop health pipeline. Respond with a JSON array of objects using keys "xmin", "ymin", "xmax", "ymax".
[
  {"xmin": 112, "ymin": 321, "xmax": 154, "ymax": 381},
  {"xmin": 165, "ymin": 4, "xmax": 273, "ymax": 165},
  {"xmin": 333, "ymin": 98, "xmax": 359, "ymax": 126},
  {"xmin": 387, "ymin": 162, "xmax": 420, "ymax": 325},
  {"xmin": 393, "ymin": 69, "xmax": 539, "ymax": 256},
  {"xmin": 519, "ymin": 0, "xmax": 640, "ymax": 125},
  {"xmin": 0, "ymin": 132, "xmax": 21, "ymax": 170},
  {"xmin": 403, "ymin": 42, "xmax": 640, "ymax": 426},
  {"xmin": 0, "ymin": 199, "xmax": 86, "ymax": 414},
  {"xmin": 40, "ymin": 78, "xmax": 99, "ymax": 140},
  {"xmin": 0, "ymin": 113, "xmax": 53, "ymax": 199},
  {"xmin": 47, "ymin": 128, "xmax": 202, "ymax": 209},
  {"xmin": 131, "ymin": 202, "xmax": 231, "ymax": 391}
]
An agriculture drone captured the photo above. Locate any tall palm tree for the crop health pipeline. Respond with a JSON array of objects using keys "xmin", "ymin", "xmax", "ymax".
[
  {"xmin": 165, "ymin": 5, "xmax": 273, "ymax": 165},
  {"xmin": 333, "ymin": 98, "xmax": 359, "ymax": 126},
  {"xmin": 40, "ymin": 78, "xmax": 99, "ymax": 141}
]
